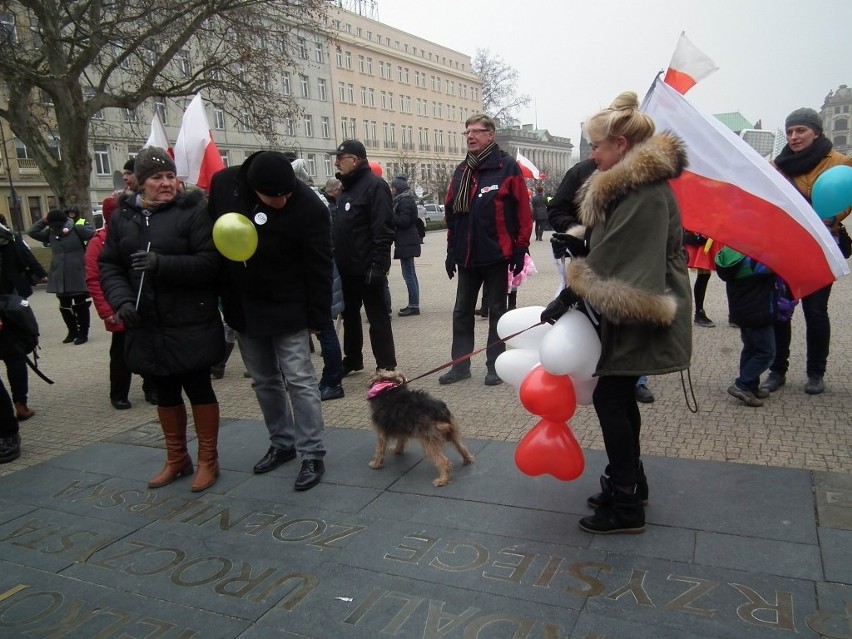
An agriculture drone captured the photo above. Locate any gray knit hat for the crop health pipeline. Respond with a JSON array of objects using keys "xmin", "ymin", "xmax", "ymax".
[
  {"xmin": 785, "ymin": 108, "xmax": 823, "ymax": 135},
  {"xmin": 134, "ymin": 147, "xmax": 176, "ymax": 184},
  {"xmin": 391, "ymin": 175, "xmax": 409, "ymax": 192}
]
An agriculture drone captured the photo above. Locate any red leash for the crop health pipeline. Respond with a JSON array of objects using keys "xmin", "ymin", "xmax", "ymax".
[{"xmin": 403, "ymin": 321, "xmax": 545, "ymax": 385}]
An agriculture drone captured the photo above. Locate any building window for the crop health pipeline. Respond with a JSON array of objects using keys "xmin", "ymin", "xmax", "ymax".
[
  {"xmin": 338, "ymin": 81, "xmax": 346, "ymax": 102},
  {"xmin": 28, "ymin": 18, "xmax": 41, "ymax": 48},
  {"xmin": 367, "ymin": 88, "xmax": 375, "ymax": 107},
  {"xmin": 314, "ymin": 41, "xmax": 323, "ymax": 63},
  {"xmin": 304, "ymin": 115, "xmax": 313, "ymax": 137},
  {"xmin": 122, "ymin": 108, "xmax": 138, "ymax": 123},
  {"xmin": 220, "ymin": 150, "xmax": 230, "ymax": 167},
  {"xmin": 358, "ymin": 55, "xmax": 365, "ymax": 73},
  {"xmin": 317, "ymin": 78, "xmax": 327, "ymax": 101},
  {"xmin": 213, "ymin": 106, "xmax": 225, "ymax": 130},
  {"xmin": 282, "ymin": 72, "xmax": 291, "ymax": 96},
  {"xmin": 297, "ymin": 37, "xmax": 308, "ymax": 60},
  {"xmin": 28, "ymin": 196, "xmax": 42, "ymax": 221},
  {"xmin": 336, "ymin": 48, "xmax": 343, "ymax": 67},
  {"xmin": 835, "ymin": 136, "xmax": 847, "ymax": 147},
  {"xmin": 349, "ymin": 118, "xmax": 356, "ymax": 139},
  {"xmin": 321, "ymin": 116, "xmax": 330, "ymax": 139},
  {"xmin": 306, "ymin": 153, "xmax": 317, "ymax": 176},
  {"xmin": 347, "ymin": 84, "xmax": 354, "ymax": 103},
  {"xmin": 834, "ymin": 118, "xmax": 848, "ymax": 131},
  {"xmin": 94, "ymin": 144, "xmax": 111, "ymax": 175},
  {"xmin": 154, "ymin": 98, "xmax": 167, "ymax": 126},
  {"xmin": 345, "ymin": 51, "xmax": 352, "ymax": 69},
  {"xmin": 360, "ymin": 86, "xmax": 367, "ymax": 106},
  {"xmin": 324, "ymin": 156, "xmax": 332, "ymax": 176},
  {"xmin": 0, "ymin": 13, "xmax": 17, "ymax": 45},
  {"xmin": 299, "ymin": 74, "xmax": 309, "ymax": 98},
  {"xmin": 239, "ymin": 109, "xmax": 251, "ymax": 132},
  {"xmin": 177, "ymin": 50, "xmax": 190, "ymax": 78},
  {"xmin": 340, "ymin": 117, "xmax": 348, "ymax": 140}
]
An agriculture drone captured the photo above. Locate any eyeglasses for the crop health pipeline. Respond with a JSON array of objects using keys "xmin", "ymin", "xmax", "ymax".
[
  {"xmin": 336, "ymin": 154, "xmax": 358, "ymax": 161},
  {"xmin": 462, "ymin": 128, "xmax": 492, "ymax": 136}
]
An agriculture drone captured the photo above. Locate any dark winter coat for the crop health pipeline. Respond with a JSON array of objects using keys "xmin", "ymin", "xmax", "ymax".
[
  {"xmin": 531, "ymin": 193, "xmax": 548, "ymax": 221},
  {"xmin": 444, "ymin": 145, "xmax": 532, "ymax": 268},
  {"xmin": 715, "ymin": 247, "xmax": 777, "ymax": 328},
  {"xmin": 568, "ymin": 133, "xmax": 692, "ymax": 376},
  {"xmin": 27, "ymin": 218, "xmax": 93, "ymax": 296},
  {"xmin": 98, "ymin": 189, "xmax": 224, "ymax": 376},
  {"xmin": 333, "ymin": 163, "xmax": 394, "ymax": 276},
  {"xmin": 208, "ymin": 158, "xmax": 333, "ymax": 337},
  {"xmin": 547, "ymin": 159, "xmax": 596, "ymax": 232},
  {"xmin": 392, "ymin": 189, "xmax": 422, "ymax": 260}
]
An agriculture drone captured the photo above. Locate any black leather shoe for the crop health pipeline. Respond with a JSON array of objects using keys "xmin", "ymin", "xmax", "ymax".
[
  {"xmin": 438, "ymin": 368, "xmax": 471, "ymax": 385},
  {"xmin": 111, "ymin": 399, "xmax": 132, "ymax": 410},
  {"xmin": 341, "ymin": 361, "xmax": 364, "ymax": 377},
  {"xmin": 253, "ymin": 446, "xmax": 297, "ymax": 474},
  {"xmin": 398, "ymin": 307, "xmax": 420, "ymax": 316},
  {"xmin": 0, "ymin": 433, "xmax": 21, "ymax": 463},
  {"xmin": 295, "ymin": 459, "xmax": 325, "ymax": 491},
  {"xmin": 484, "ymin": 370, "xmax": 503, "ymax": 386}
]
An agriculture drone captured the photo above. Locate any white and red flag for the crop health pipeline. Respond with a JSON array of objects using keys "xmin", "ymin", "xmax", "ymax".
[
  {"xmin": 642, "ymin": 77, "xmax": 848, "ymax": 298},
  {"xmin": 144, "ymin": 112, "xmax": 171, "ymax": 152},
  {"xmin": 663, "ymin": 31, "xmax": 719, "ymax": 95},
  {"xmin": 174, "ymin": 93, "xmax": 225, "ymax": 190},
  {"xmin": 516, "ymin": 150, "xmax": 541, "ymax": 180}
]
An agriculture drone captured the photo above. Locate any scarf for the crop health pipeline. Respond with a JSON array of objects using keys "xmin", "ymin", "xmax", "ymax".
[
  {"xmin": 392, "ymin": 188, "xmax": 413, "ymax": 206},
  {"xmin": 452, "ymin": 142, "xmax": 496, "ymax": 214},
  {"xmin": 774, "ymin": 134, "xmax": 833, "ymax": 179}
]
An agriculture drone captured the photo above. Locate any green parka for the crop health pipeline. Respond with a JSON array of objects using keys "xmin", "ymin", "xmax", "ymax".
[{"xmin": 569, "ymin": 132, "xmax": 692, "ymax": 376}]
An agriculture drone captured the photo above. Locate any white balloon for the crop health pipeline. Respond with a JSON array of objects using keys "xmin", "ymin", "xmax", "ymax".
[
  {"xmin": 572, "ymin": 375, "xmax": 598, "ymax": 405},
  {"xmin": 495, "ymin": 349, "xmax": 541, "ymax": 387},
  {"xmin": 539, "ymin": 310, "xmax": 601, "ymax": 377},
  {"xmin": 496, "ymin": 306, "xmax": 550, "ymax": 350}
]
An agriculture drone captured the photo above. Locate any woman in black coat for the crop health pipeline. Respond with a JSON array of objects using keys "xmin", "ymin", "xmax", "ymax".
[
  {"xmin": 98, "ymin": 147, "xmax": 224, "ymax": 493},
  {"xmin": 391, "ymin": 175, "xmax": 421, "ymax": 316}
]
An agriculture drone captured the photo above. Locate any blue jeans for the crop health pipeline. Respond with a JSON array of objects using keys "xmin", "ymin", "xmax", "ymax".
[
  {"xmin": 316, "ymin": 319, "xmax": 343, "ymax": 388},
  {"xmin": 399, "ymin": 257, "xmax": 420, "ymax": 308},
  {"xmin": 737, "ymin": 325, "xmax": 776, "ymax": 393},
  {"xmin": 451, "ymin": 262, "xmax": 509, "ymax": 372},
  {"xmin": 238, "ymin": 329, "xmax": 326, "ymax": 460}
]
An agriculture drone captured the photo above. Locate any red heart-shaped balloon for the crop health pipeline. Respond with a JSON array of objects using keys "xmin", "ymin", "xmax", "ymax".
[{"xmin": 515, "ymin": 418, "xmax": 585, "ymax": 481}]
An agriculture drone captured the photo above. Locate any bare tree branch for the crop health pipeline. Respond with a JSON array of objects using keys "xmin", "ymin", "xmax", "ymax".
[{"xmin": 472, "ymin": 48, "xmax": 530, "ymax": 126}]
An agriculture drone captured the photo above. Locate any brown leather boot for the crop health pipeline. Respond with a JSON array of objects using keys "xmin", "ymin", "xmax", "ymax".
[
  {"xmin": 148, "ymin": 404, "xmax": 194, "ymax": 488},
  {"xmin": 190, "ymin": 403, "xmax": 220, "ymax": 492}
]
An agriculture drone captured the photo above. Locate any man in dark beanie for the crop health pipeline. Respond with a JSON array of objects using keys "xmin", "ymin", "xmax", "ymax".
[
  {"xmin": 760, "ymin": 106, "xmax": 852, "ymax": 396},
  {"xmin": 122, "ymin": 158, "xmax": 138, "ymax": 192},
  {"xmin": 332, "ymin": 139, "xmax": 397, "ymax": 376},
  {"xmin": 389, "ymin": 174, "xmax": 422, "ymax": 316},
  {"xmin": 208, "ymin": 151, "xmax": 332, "ymax": 491}
]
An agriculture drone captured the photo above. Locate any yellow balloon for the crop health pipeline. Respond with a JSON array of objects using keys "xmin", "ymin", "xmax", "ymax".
[{"xmin": 213, "ymin": 213, "xmax": 258, "ymax": 262}]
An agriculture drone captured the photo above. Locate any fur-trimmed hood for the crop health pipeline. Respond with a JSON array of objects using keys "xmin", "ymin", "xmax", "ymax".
[{"xmin": 578, "ymin": 132, "xmax": 687, "ymax": 228}]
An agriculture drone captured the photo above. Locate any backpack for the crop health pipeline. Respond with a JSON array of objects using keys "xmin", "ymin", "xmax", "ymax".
[
  {"xmin": 415, "ymin": 217, "xmax": 426, "ymax": 240},
  {"xmin": 0, "ymin": 294, "xmax": 53, "ymax": 384}
]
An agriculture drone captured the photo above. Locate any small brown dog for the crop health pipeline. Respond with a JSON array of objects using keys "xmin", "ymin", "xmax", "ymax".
[{"xmin": 366, "ymin": 369, "xmax": 474, "ymax": 486}]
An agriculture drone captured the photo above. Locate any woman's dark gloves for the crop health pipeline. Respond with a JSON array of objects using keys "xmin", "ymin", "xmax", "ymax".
[
  {"xmin": 510, "ymin": 247, "xmax": 527, "ymax": 276},
  {"xmin": 364, "ymin": 263, "xmax": 386, "ymax": 286},
  {"xmin": 131, "ymin": 250, "xmax": 159, "ymax": 272},
  {"xmin": 116, "ymin": 302, "xmax": 142, "ymax": 328},
  {"xmin": 445, "ymin": 254, "xmax": 456, "ymax": 280},
  {"xmin": 550, "ymin": 233, "xmax": 588, "ymax": 259},
  {"xmin": 540, "ymin": 287, "xmax": 581, "ymax": 324}
]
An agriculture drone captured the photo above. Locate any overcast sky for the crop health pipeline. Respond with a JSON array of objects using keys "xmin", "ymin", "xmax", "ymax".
[{"xmin": 376, "ymin": 0, "xmax": 851, "ymax": 143}]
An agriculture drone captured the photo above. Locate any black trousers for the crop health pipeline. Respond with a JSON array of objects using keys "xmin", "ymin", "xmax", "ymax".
[
  {"xmin": 0, "ymin": 376, "xmax": 18, "ymax": 438},
  {"xmin": 451, "ymin": 261, "xmax": 509, "ymax": 372},
  {"xmin": 110, "ymin": 332, "xmax": 156, "ymax": 401},
  {"xmin": 592, "ymin": 375, "xmax": 641, "ymax": 487},
  {"xmin": 770, "ymin": 283, "xmax": 832, "ymax": 377},
  {"xmin": 149, "ymin": 369, "xmax": 216, "ymax": 408},
  {"xmin": 340, "ymin": 272, "xmax": 397, "ymax": 370}
]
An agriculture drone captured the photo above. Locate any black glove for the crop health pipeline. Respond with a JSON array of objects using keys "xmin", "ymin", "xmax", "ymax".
[
  {"xmin": 550, "ymin": 232, "xmax": 589, "ymax": 259},
  {"xmin": 116, "ymin": 302, "xmax": 142, "ymax": 328},
  {"xmin": 364, "ymin": 263, "xmax": 386, "ymax": 286},
  {"xmin": 445, "ymin": 254, "xmax": 456, "ymax": 280},
  {"xmin": 510, "ymin": 247, "xmax": 527, "ymax": 276},
  {"xmin": 540, "ymin": 288, "xmax": 582, "ymax": 324},
  {"xmin": 131, "ymin": 250, "xmax": 159, "ymax": 272}
]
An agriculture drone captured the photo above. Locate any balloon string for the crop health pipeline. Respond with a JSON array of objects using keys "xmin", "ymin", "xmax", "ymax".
[{"xmin": 403, "ymin": 321, "xmax": 546, "ymax": 386}]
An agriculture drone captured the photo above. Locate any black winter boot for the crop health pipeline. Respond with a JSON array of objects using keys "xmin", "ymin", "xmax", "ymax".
[
  {"xmin": 59, "ymin": 307, "xmax": 78, "ymax": 344},
  {"xmin": 587, "ymin": 461, "xmax": 649, "ymax": 508},
  {"xmin": 72, "ymin": 301, "xmax": 91, "ymax": 345},
  {"xmin": 507, "ymin": 291, "xmax": 518, "ymax": 310},
  {"xmin": 579, "ymin": 485, "xmax": 646, "ymax": 534}
]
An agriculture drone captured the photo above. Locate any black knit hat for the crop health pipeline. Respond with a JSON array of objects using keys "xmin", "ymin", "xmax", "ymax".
[
  {"xmin": 391, "ymin": 175, "xmax": 409, "ymax": 192},
  {"xmin": 785, "ymin": 108, "xmax": 823, "ymax": 135},
  {"xmin": 123, "ymin": 158, "xmax": 135, "ymax": 172},
  {"xmin": 134, "ymin": 147, "xmax": 176, "ymax": 184},
  {"xmin": 46, "ymin": 209, "xmax": 67, "ymax": 226},
  {"xmin": 336, "ymin": 139, "xmax": 367, "ymax": 158},
  {"xmin": 246, "ymin": 151, "xmax": 297, "ymax": 197}
]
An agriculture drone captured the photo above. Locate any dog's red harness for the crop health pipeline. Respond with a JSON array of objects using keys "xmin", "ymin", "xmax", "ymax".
[{"xmin": 367, "ymin": 381, "xmax": 400, "ymax": 400}]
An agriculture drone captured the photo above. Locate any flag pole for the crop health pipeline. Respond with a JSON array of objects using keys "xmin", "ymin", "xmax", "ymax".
[{"xmin": 640, "ymin": 71, "xmax": 665, "ymax": 110}]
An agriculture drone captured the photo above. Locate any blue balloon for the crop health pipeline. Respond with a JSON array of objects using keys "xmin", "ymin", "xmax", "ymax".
[{"xmin": 812, "ymin": 165, "xmax": 852, "ymax": 220}]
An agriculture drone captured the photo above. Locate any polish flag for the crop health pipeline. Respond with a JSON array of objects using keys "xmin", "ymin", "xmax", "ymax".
[
  {"xmin": 642, "ymin": 78, "xmax": 848, "ymax": 299},
  {"xmin": 145, "ymin": 112, "xmax": 171, "ymax": 152},
  {"xmin": 663, "ymin": 31, "xmax": 719, "ymax": 95},
  {"xmin": 174, "ymin": 93, "xmax": 225, "ymax": 190},
  {"xmin": 516, "ymin": 150, "xmax": 541, "ymax": 180}
]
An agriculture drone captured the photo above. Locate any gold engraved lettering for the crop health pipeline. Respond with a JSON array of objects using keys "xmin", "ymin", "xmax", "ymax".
[
  {"xmin": 87, "ymin": 607, "xmax": 136, "ymax": 639},
  {"xmin": 0, "ymin": 591, "xmax": 63, "ymax": 626},
  {"xmin": 98, "ymin": 488, "xmax": 144, "ymax": 509},
  {"xmin": 384, "ymin": 533, "xmax": 440, "ymax": 564},
  {"xmin": 242, "ymin": 512, "xmax": 285, "ymax": 536},
  {"xmin": 0, "ymin": 584, "xmax": 27, "ymax": 603},
  {"xmin": 117, "ymin": 616, "xmax": 178, "ymax": 639},
  {"xmin": 214, "ymin": 563, "xmax": 277, "ymax": 599},
  {"xmin": 125, "ymin": 491, "xmax": 177, "ymax": 514},
  {"xmin": 42, "ymin": 530, "xmax": 100, "ymax": 555},
  {"xmin": 731, "ymin": 582, "xmax": 795, "ymax": 630},
  {"xmin": 124, "ymin": 545, "xmax": 187, "ymax": 577},
  {"xmin": 311, "ymin": 524, "xmax": 367, "ymax": 550},
  {"xmin": 533, "ymin": 556, "xmax": 565, "ymax": 589},
  {"xmin": 664, "ymin": 575, "xmax": 718, "ymax": 617},
  {"xmin": 461, "ymin": 612, "xmax": 535, "ymax": 638},
  {"xmin": 344, "ymin": 588, "xmax": 386, "ymax": 625},
  {"xmin": 89, "ymin": 540, "xmax": 151, "ymax": 570},
  {"xmin": 482, "ymin": 549, "xmax": 536, "ymax": 583},
  {"xmin": 565, "ymin": 562, "xmax": 612, "ymax": 597},
  {"xmin": 157, "ymin": 499, "xmax": 206, "ymax": 521},
  {"xmin": 193, "ymin": 507, "xmax": 256, "ymax": 532},
  {"xmin": 805, "ymin": 600, "xmax": 852, "ymax": 638},
  {"xmin": 541, "ymin": 624, "xmax": 575, "ymax": 638},
  {"xmin": 253, "ymin": 573, "xmax": 319, "ymax": 609},
  {"xmin": 379, "ymin": 592, "xmax": 427, "ymax": 634},
  {"xmin": 271, "ymin": 518, "xmax": 326, "ymax": 542},
  {"xmin": 3, "ymin": 520, "xmax": 60, "ymax": 548},
  {"xmin": 605, "ymin": 569, "xmax": 654, "ymax": 607},
  {"xmin": 30, "ymin": 599, "xmax": 101, "ymax": 636},
  {"xmin": 51, "ymin": 480, "xmax": 102, "ymax": 499},
  {"xmin": 425, "ymin": 599, "xmax": 481, "ymax": 638},
  {"xmin": 170, "ymin": 557, "xmax": 233, "ymax": 587},
  {"xmin": 429, "ymin": 541, "xmax": 489, "ymax": 572}
]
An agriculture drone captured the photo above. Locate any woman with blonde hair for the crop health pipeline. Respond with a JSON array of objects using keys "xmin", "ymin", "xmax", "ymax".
[{"xmin": 541, "ymin": 92, "xmax": 692, "ymax": 534}]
